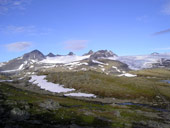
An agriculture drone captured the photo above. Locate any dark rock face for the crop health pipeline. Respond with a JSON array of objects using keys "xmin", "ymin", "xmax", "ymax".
[
  {"xmin": 161, "ymin": 59, "xmax": 170, "ymax": 67},
  {"xmin": 152, "ymin": 58, "xmax": 170, "ymax": 68},
  {"xmin": 46, "ymin": 53, "xmax": 55, "ymax": 57},
  {"xmin": 68, "ymin": 52, "xmax": 75, "ymax": 56},
  {"xmin": 90, "ymin": 50, "xmax": 117, "ymax": 60},
  {"xmin": 23, "ymin": 50, "xmax": 45, "ymax": 61},
  {"xmin": 83, "ymin": 50, "xmax": 94, "ymax": 56},
  {"xmin": 0, "ymin": 50, "xmax": 45, "ymax": 72}
]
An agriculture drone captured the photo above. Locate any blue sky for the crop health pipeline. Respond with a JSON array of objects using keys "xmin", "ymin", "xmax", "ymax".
[{"xmin": 0, "ymin": 0, "xmax": 170, "ymax": 62}]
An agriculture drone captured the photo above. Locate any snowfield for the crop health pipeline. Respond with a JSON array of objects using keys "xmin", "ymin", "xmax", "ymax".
[
  {"xmin": 108, "ymin": 53, "xmax": 170, "ymax": 70},
  {"xmin": 29, "ymin": 75, "xmax": 75, "ymax": 93},
  {"xmin": 64, "ymin": 92, "xmax": 96, "ymax": 98},
  {"xmin": 40, "ymin": 55, "xmax": 90, "ymax": 64},
  {"xmin": 29, "ymin": 75, "xmax": 97, "ymax": 98}
]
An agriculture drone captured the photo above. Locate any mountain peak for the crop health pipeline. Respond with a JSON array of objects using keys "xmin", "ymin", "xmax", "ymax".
[
  {"xmin": 90, "ymin": 50, "xmax": 117, "ymax": 59},
  {"xmin": 68, "ymin": 52, "xmax": 75, "ymax": 56},
  {"xmin": 23, "ymin": 49, "xmax": 45, "ymax": 61},
  {"xmin": 47, "ymin": 53, "xmax": 55, "ymax": 57},
  {"xmin": 30, "ymin": 49, "xmax": 41, "ymax": 53},
  {"xmin": 83, "ymin": 50, "xmax": 94, "ymax": 56}
]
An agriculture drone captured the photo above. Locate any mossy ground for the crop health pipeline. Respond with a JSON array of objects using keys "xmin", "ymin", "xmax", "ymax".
[
  {"xmin": 1, "ymin": 68, "xmax": 170, "ymax": 127},
  {"xmin": 0, "ymin": 81, "xmax": 166, "ymax": 128},
  {"xmin": 39, "ymin": 70, "xmax": 170, "ymax": 101}
]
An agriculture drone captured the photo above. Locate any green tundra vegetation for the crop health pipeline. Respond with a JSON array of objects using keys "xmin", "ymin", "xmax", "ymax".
[
  {"xmin": 1, "ymin": 68, "xmax": 170, "ymax": 127},
  {"xmin": 42, "ymin": 70, "xmax": 170, "ymax": 101},
  {"xmin": 0, "ymin": 81, "xmax": 167, "ymax": 128}
]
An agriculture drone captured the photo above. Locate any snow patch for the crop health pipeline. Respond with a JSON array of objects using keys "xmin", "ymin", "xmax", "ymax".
[
  {"xmin": 1, "ymin": 69, "xmax": 20, "ymax": 73},
  {"xmin": 112, "ymin": 66, "xmax": 121, "ymax": 72},
  {"xmin": 118, "ymin": 73, "xmax": 137, "ymax": 77},
  {"xmin": 18, "ymin": 64, "xmax": 24, "ymax": 70},
  {"xmin": 1, "ymin": 63, "xmax": 25, "ymax": 72},
  {"xmin": 0, "ymin": 80, "xmax": 13, "ymax": 82},
  {"xmin": 29, "ymin": 75, "xmax": 75, "ymax": 93},
  {"xmin": 64, "ymin": 92, "xmax": 96, "ymax": 98},
  {"xmin": 30, "ymin": 65, "xmax": 34, "ymax": 68},
  {"xmin": 98, "ymin": 65, "xmax": 104, "ymax": 68},
  {"xmin": 43, "ymin": 65, "xmax": 56, "ymax": 68},
  {"xmin": 101, "ymin": 68, "xmax": 105, "ymax": 72},
  {"xmin": 0, "ymin": 63, "xmax": 5, "ymax": 67},
  {"xmin": 92, "ymin": 60, "xmax": 107, "ymax": 65}
]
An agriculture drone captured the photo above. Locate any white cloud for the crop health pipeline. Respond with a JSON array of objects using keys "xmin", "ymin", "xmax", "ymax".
[
  {"xmin": 0, "ymin": 0, "xmax": 31, "ymax": 15},
  {"xmin": 6, "ymin": 42, "xmax": 32, "ymax": 52},
  {"xmin": 64, "ymin": 40, "xmax": 88, "ymax": 51},
  {"xmin": 161, "ymin": 1, "xmax": 170, "ymax": 15}
]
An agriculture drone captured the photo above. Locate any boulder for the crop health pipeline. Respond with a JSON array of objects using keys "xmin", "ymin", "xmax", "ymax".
[
  {"xmin": 39, "ymin": 100, "xmax": 60, "ymax": 110},
  {"xmin": 10, "ymin": 107, "xmax": 30, "ymax": 121}
]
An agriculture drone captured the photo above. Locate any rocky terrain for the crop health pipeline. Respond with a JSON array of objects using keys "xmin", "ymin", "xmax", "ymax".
[{"xmin": 0, "ymin": 50, "xmax": 170, "ymax": 128}]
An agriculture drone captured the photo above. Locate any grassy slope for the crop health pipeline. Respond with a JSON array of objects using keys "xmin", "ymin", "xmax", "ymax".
[
  {"xmin": 131, "ymin": 68, "xmax": 170, "ymax": 101},
  {"xmin": 40, "ymin": 70, "xmax": 168, "ymax": 100},
  {"xmin": 131, "ymin": 68, "xmax": 170, "ymax": 79}
]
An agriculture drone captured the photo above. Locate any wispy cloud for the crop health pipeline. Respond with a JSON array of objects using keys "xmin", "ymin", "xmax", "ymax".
[
  {"xmin": 161, "ymin": 1, "xmax": 170, "ymax": 15},
  {"xmin": 64, "ymin": 40, "xmax": 88, "ymax": 51},
  {"xmin": 152, "ymin": 28, "xmax": 170, "ymax": 36},
  {"xmin": 0, "ymin": 25, "xmax": 53, "ymax": 36},
  {"xmin": 6, "ymin": 42, "xmax": 32, "ymax": 52},
  {"xmin": 5, "ymin": 25, "xmax": 36, "ymax": 34},
  {"xmin": 0, "ymin": 0, "xmax": 31, "ymax": 15}
]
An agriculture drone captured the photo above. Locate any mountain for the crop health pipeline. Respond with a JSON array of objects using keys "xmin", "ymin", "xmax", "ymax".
[
  {"xmin": 90, "ymin": 50, "xmax": 117, "ymax": 60},
  {"xmin": 0, "ymin": 50, "xmax": 45, "ymax": 73},
  {"xmin": 0, "ymin": 49, "xmax": 130, "ymax": 76},
  {"xmin": 115, "ymin": 53, "xmax": 170, "ymax": 70},
  {"xmin": 83, "ymin": 50, "xmax": 93, "ymax": 56},
  {"xmin": 68, "ymin": 52, "xmax": 75, "ymax": 56},
  {"xmin": 46, "ymin": 53, "xmax": 55, "ymax": 57},
  {"xmin": 23, "ymin": 50, "xmax": 45, "ymax": 61},
  {"xmin": 1, "ymin": 50, "xmax": 170, "ymax": 75}
]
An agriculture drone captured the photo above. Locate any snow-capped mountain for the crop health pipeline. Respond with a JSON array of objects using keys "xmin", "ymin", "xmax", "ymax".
[
  {"xmin": 90, "ymin": 50, "xmax": 117, "ymax": 60},
  {"xmin": 0, "ymin": 49, "xmax": 170, "ymax": 75},
  {"xmin": 111, "ymin": 53, "xmax": 170, "ymax": 70},
  {"xmin": 0, "ymin": 49, "xmax": 125, "ymax": 75},
  {"xmin": 0, "ymin": 50, "xmax": 45, "ymax": 73}
]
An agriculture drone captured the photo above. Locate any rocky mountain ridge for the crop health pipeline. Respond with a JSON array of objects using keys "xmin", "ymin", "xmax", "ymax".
[{"xmin": 0, "ymin": 50, "xmax": 170, "ymax": 75}]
